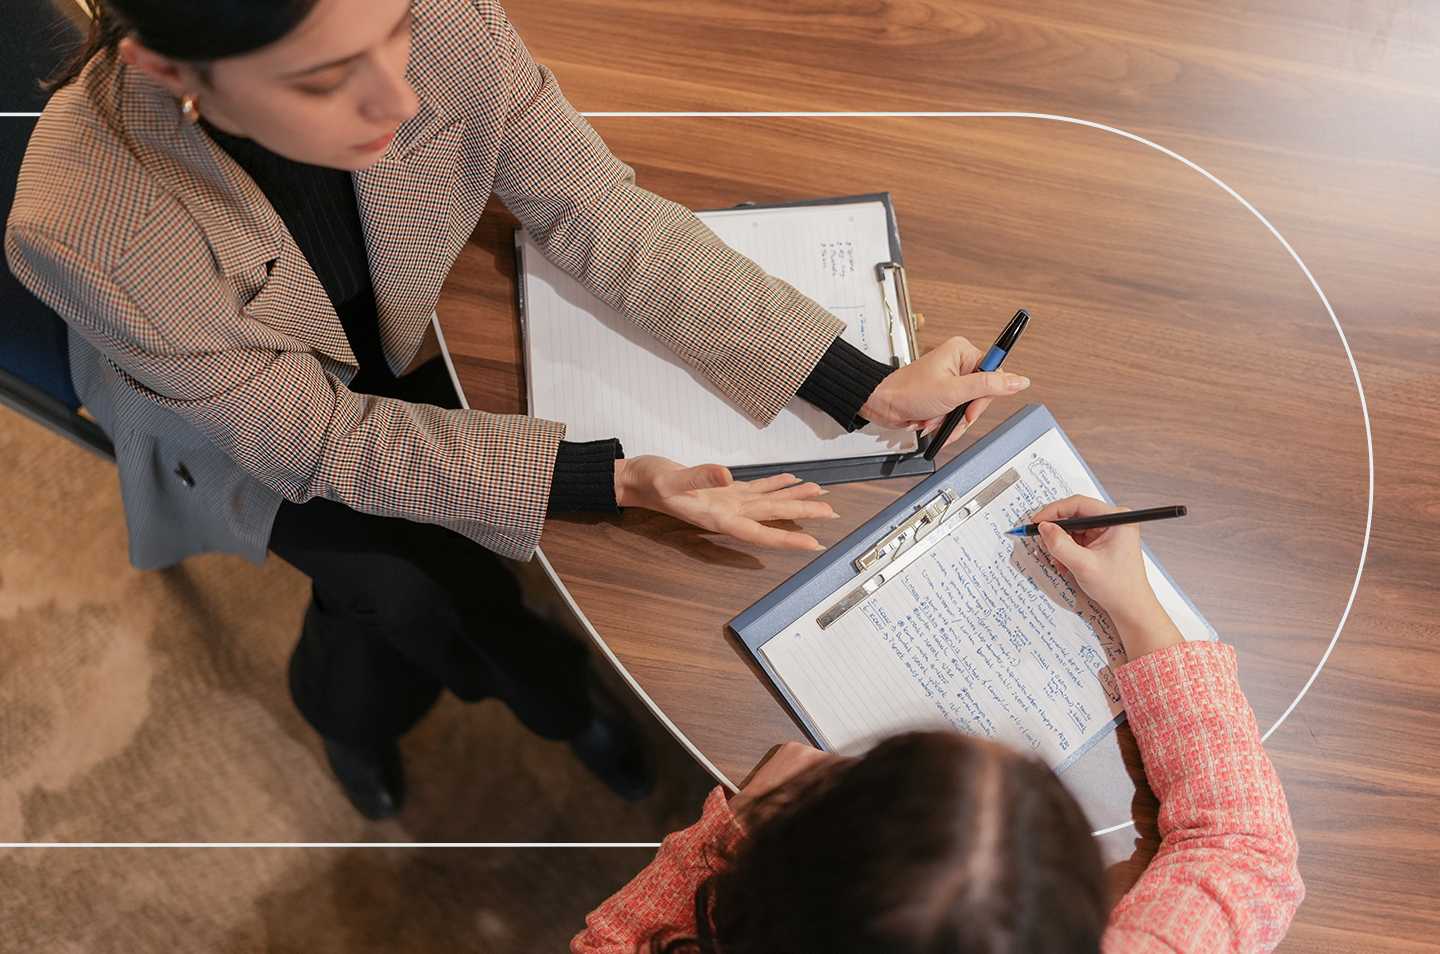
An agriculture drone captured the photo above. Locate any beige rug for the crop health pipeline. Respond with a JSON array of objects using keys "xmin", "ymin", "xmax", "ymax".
[{"xmin": 0, "ymin": 407, "xmax": 714, "ymax": 949}]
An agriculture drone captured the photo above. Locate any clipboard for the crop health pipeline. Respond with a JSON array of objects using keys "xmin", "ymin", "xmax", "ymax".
[
  {"xmin": 515, "ymin": 192, "xmax": 936, "ymax": 486},
  {"xmin": 728, "ymin": 403, "xmax": 1218, "ymax": 771}
]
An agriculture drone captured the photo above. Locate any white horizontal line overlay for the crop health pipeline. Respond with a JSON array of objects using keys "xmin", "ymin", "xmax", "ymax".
[{"xmin": 1, "ymin": 842, "xmax": 663, "ymax": 849}]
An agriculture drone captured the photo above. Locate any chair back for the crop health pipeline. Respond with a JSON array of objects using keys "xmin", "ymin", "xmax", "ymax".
[{"xmin": 2, "ymin": 114, "xmax": 114, "ymax": 458}]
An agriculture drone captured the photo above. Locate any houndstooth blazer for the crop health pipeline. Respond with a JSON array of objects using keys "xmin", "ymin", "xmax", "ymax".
[{"xmin": 5, "ymin": 0, "xmax": 843, "ymax": 569}]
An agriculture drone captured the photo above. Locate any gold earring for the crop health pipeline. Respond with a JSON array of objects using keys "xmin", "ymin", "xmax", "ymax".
[{"xmin": 179, "ymin": 95, "xmax": 200, "ymax": 123}]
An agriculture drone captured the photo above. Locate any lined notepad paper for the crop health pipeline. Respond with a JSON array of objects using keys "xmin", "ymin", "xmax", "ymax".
[
  {"xmin": 520, "ymin": 200, "xmax": 918, "ymax": 468},
  {"xmin": 759, "ymin": 428, "xmax": 1215, "ymax": 771}
]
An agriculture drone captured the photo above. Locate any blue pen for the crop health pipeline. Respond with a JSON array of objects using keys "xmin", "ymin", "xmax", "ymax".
[{"xmin": 923, "ymin": 309, "xmax": 1030, "ymax": 461}]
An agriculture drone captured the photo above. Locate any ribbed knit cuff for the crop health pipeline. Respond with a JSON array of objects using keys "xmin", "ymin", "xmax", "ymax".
[
  {"xmin": 796, "ymin": 336, "xmax": 893, "ymax": 431},
  {"xmin": 548, "ymin": 438, "xmax": 624, "ymax": 514}
]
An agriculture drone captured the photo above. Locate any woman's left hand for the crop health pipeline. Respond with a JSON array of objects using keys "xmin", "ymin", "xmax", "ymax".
[
  {"xmin": 615, "ymin": 457, "xmax": 837, "ymax": 551},
  {"xmin": 729, "ymin": 741, "xmax": 836, "ymax": 821},
  {"xmin": 861, "ymin": 335, "xmax": 1031, "ymax": 449}
]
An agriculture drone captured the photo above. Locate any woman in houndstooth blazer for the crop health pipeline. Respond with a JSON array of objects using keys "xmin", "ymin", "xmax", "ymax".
[{"xmin": 6, "ymin": 0, "xmax": 1032, "ymax": 818}]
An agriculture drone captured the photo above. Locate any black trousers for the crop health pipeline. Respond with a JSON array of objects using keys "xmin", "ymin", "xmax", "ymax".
[{"xmin": 267, "ymin": 360, "xmax": 592, "ymax": 748}]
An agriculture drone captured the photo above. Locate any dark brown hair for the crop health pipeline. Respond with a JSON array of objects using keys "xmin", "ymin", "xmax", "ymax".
[
  {"xmin": 46, "ymin": 0, "xmax": 318, "ymax": 93},
  {"xmin": 653, "ymin": 732, "xmax": 1107, "ymax": 954}
]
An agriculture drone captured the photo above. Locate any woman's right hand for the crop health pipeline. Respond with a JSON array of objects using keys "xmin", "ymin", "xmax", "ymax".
[{"xmin": 1030, "ymin": 495, "xmax": 1184, "ymax": 659}]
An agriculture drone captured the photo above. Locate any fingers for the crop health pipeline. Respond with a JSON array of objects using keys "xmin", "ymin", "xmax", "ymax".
[
  {"xmin": 1036, "ymin": 521, "xmax": 1095, "ymax": 573},
  {"xmin": 764, "ymin": 481, "xmax": 828, "ymax": 501},
  {"xmin": 936, "ymin": 396, "xmax": 995, "ymax": 449},
  {"xmin": 937, "ymin": 335, "xmax": 981, "ymax": 374},
  {"xmin": 922, "ymin": 389, "xmax": 999, "ymax": 447},
  {"xmin": 737, "ymin": 474, "xmax": 828, "ymax": 500},
  {"xmin": 717, "ymin": 515, "xmax": 823, "ymax": 551},
  {"xmin": 743, "ymin": 498, "xmax": 838, "ymax": 523},
  {"xmin": 691, "ymin": 463, "xmax": 733, "ymax": 491},
  {"xmin": 743, "ymin": 472, "xmax": 804, "ymax": 493},
  {"xmin": 945, "ymin": 370, "xmax": 1030, "ymax": 408},
  {"xmin": 962, "ymin": 396, "xmax": 993, "ymax": 427},
  {"xmin": 659, "ymin": 462, "xmax": 733, "ymax": 497},
  {"xmin": 1030, "ymin": 494, "xmax": 1117, "ymax": 525}
]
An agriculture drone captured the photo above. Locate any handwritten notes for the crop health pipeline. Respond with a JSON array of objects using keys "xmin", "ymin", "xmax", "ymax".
[
  {"xmin": 760, "ymin": 428, "xmax": 1214, "ymax": 770},
  {"xmin": 521, "ymin": 200, "xmax": 917, "ymax": 467}
]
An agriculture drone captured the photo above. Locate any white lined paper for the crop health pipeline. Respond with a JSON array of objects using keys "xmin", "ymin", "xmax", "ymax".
[
  {"xmin": 760, "ymin": 428, "xmax": 1214, "ymax": 768},
  {"xmin": 520, "ymin": 200, "xmax": 918, "ymax": 467}
]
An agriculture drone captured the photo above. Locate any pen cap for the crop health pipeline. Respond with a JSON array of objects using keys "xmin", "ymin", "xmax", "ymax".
[{"xmin": 995, "ymin": 310, "xmax": 1030, "ymax": 352}]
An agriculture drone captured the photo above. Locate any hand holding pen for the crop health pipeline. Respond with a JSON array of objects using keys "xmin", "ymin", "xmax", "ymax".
[
  {"xmin": 858, "ymin": 314, "xmax": 1032, "ymax": 449},
  {"xmin": 922, "ymin": 309, "xmax": 1030, "ymax": 459},
  {"xmin": 1025, "ymin": 494, "xmax": 1187, "ymax": 659}
]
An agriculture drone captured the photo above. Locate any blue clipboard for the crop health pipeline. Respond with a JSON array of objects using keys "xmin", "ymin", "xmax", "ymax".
[{"xmin": 728, "ymin": 402, "xmax": 1217, "ymax": 772}]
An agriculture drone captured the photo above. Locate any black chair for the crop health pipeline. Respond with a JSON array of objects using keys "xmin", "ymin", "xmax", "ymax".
[
  {"xmin": 3, "ymin": 115, "xmax": 114, "ymax": 459},
  {"xmin": 1, "ymin": 6, "xmax": 110, "ymax": 457}
]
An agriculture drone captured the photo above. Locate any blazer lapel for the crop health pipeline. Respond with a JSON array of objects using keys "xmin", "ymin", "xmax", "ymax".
[
  {"xmin": 354, "ymin": 110, "xmax": 466, "ymax": 376},
  {"xmin": 353, "ymin": 0, "xmax": 502, "ymax": 376},
  {"xmin": 239, "ymin": 230, "xmax": 358, "ymax": 368},
  {"xmin": 107, "ymin": 0, "xmax": 493, "ymax": 377},
  {"xmin": 111, "ymin": 61, "xmax": 356, "ymax": 367}
]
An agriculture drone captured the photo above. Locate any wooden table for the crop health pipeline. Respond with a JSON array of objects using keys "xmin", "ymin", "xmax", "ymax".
[
  {"xmin": 439, "ymin": 114, "xmax": 1369, "ymax": 876},
  {"xmin": 435, "ymin": 7, "xmax": 1440, "ymax": 947}
]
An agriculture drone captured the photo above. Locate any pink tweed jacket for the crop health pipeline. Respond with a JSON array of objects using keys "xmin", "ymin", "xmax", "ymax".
[
  {"xmin": 6, "ymin": 0, "xmax": 841, "ymax": 569},
  {"xmin": 573, "ymin": 642, "xmax": 1305, "ymax": 953}
]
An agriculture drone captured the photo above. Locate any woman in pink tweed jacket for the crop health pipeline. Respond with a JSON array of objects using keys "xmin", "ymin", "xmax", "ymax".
[{"xmin": 573, "ymin": 495, "xmax": 1305, "ymax": 953}]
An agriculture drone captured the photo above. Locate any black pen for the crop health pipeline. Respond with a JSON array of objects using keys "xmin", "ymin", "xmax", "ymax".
[
  {"xmin": 1006, "ymin": 505, "xmax": 1189, "ymax": 537},
  {"xmin": 923, "ymin": 309, "xmax": 1030, "ymax": 460}
]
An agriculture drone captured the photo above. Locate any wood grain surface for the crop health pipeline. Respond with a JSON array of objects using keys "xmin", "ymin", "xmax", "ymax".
[{"xmin": 438, "ymin": 2, "xmax": 1440, "ymax": 949}]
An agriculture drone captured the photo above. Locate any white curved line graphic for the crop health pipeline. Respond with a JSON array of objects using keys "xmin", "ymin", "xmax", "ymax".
[{"xmin": 573, "ymin": 112, "xmax": 1374, "ymax": 838}]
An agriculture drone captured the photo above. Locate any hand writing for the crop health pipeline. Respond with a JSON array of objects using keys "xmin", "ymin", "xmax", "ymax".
[{"xmin": 1030, "ymin": 495, "xmax": 1184, "ymax": 659}]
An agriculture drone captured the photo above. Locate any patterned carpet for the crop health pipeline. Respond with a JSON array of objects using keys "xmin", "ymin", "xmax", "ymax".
[{"xmin": 0, "ymin": 408, "xmax": 713, "ymax": 950}]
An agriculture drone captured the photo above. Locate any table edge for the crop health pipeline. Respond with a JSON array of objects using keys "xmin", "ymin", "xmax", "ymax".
[{"xmin": 435, "ymin": 310, "xmax": 735, "ymax": 793}]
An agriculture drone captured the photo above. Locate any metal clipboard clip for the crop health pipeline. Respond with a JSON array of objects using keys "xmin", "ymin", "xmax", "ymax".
[
  {"xmin": 816, "ymin": 468, "xmax": 1021, "ymax": 630},
  {"xmin": 875, "ymin": 261, "xmax": 923, "ymax": 368}
]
